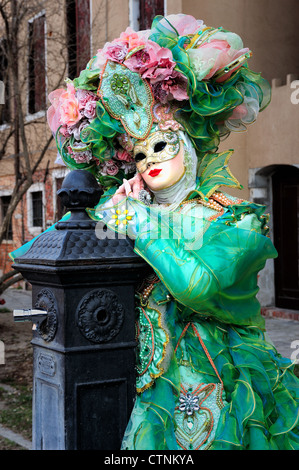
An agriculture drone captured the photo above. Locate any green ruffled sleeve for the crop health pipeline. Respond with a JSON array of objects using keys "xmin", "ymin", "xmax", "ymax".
[{"xmin": 134, "ymin": 205, "xmax": 277, "ymax": 329}]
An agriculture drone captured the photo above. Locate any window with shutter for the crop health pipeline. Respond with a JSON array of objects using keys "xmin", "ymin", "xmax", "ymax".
[
  {"xmin": 1, "ymin": 195, "xmax": 13, "ymax": 240},
  {"xmin": 66, "ymin": 0, "xmax": 91, "ymax": 79},
  {"xmin": 0, "ymin": 39, "xmax": 10, "ymax": 124},
  {"xmin": 139, "ymin": 0, "xmax": 164, "ymax": 30},
  {"xmin": 31, "ymin": 191, "xmax": 43, "ymax": 227},
  {"xmin": 28, "ymin": 14, "xmax": 46, "ymax": 114}
]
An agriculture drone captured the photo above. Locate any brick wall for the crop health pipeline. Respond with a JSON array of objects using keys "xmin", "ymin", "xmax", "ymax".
[{"xmin": 0, "ymin": 164, "xmax": 67, "ymax": 277}]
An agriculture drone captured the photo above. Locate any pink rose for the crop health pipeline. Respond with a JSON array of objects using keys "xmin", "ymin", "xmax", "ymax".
[
  {"xmin": 67, "ymin": 143, "xmax": 93, "ymax": 164},
  {"xmin": 161, "ymin": 70, "xmax": 189, "ymax": 101},
  {"xmin": 118, "ymin": 27, "xmax": 146, "ymax": 51},
  {"xmin": 101, "ymin": 159, "xmax": 119, "ymax": 176},
  {"xmin": 83, "ymin": 100, "xmax": 97, "ymax": 120},
  {"xmin": 70, "ymin": 119, "xmax": 90, "ymax": 140},
  {"xmin": 152, "ymin": 70, "xmax": 189, "ymax": 103},
  {"xmin": 115, "ymin": 149, "xmax": 134, "ymax": 162},
  {"xmin": 101, "ymin": 41, "xmax": 128, "ymax": 63},
  {"xmin": 59, "ymin": 125, "xmax": 72, "ymax": 138},
  {"xmin": 72, "ymin": 151, "xmax": 93, "ymax": 164},
  {"xmin": 59, "ymin": 83, "xmax": 81, "ymax": 127},
  {"xmin": 188, "ymin": 39, "xmax": 250, "ymax": 83},
  {"xmin": 76, "ymin": 89, "xmax": 98, "ymax": 109},
  {"xmin": 124, "ymin": 40, "xmax": 176, "ymax": 85}
]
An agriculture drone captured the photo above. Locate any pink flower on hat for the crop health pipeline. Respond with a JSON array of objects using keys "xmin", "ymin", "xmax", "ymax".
[
  {"xmin": 76, "ymin": 89, "xmax": 98, "ymax": 109},
  {"xmin": 101, "ymin": 159, "xmax": 120, "ymax": 176},
  {"xmin": 101, "ymin": 41, "xmax": 128, "ymax": 63},
  {"xmin": 59, "ymin": 83, "xmax": 82, "ymax": 127},
  {"xmin": 83, "ymin": 100, "xmax": 97, "ymax": 120},
  {"xmin": 115, "ymin": 149, "xmax": 134, "ymax": 163},
  {"xmin": 188, "ymin": 38, "xmax": 250, "ymax": 83},
  {"xmin": 118, "ymin": 27, "xmax": 147, "ymax": 52},
  {"xmin": 124, "ymin": 40, "xmax": 175, "ymax": 78}
]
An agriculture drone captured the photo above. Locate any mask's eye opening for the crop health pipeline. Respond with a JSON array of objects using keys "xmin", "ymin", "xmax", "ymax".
[
  {"xmin": 135, "ymin": 152, "xmax": 146, "ymax": 162},
  {"xmin": 154, "ymin": 141, "xmax": 167, "ymax": 153}
]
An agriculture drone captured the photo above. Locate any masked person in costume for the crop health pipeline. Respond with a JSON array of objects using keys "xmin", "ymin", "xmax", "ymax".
[{"xmin": 12, "ymin": 14, "xmax": 299, "ymax": 450}]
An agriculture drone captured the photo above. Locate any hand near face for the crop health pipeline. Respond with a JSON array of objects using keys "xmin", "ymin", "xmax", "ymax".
[{"xmin": 112, "ymin": 173, "xmax": 145, "ymax": 204}]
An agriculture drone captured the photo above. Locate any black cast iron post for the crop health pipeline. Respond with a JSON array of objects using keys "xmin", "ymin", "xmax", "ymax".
[{"xmin": 13, "ymin": 170, "xmax": 150, "ymax": 450}]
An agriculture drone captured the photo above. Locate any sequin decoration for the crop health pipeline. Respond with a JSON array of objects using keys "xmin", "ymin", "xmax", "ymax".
[
  {"xmin": 98, "ymin": 60, "xmax": 154, "ymax": 139},
  {"xmin": 174, "ymin": 383, "xmax": 224, "ymax": 450},
  {"xmin": 135, "ymin": 301, "xmax": 170, "ymax": 393},
  {"xmin": 135, "ymin": 307, "xmax": 155, "ymax": 377}
]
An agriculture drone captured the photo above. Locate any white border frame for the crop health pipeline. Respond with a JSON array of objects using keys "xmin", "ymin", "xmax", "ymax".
[
  {"xmin": 129, "ymin": 0, "xmax": 167, "ymax": 30},
  {"xmin": 26, "ymin": 182, "xmax": 46, "ymax": 236},
  {"xmin": 0, "ymin": 189, "xmax": 13, "ymax": 242}
]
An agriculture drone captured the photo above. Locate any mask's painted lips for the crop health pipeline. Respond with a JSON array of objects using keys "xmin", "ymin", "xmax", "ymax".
[{"xmin": 149, "ymin": 169, "xmax": 162, "ymax": 177}]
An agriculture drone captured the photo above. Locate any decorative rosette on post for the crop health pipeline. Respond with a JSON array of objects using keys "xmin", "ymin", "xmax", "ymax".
[{"xmin": 47, "ymin": 13, "xmax": 271, "ymax": 193}]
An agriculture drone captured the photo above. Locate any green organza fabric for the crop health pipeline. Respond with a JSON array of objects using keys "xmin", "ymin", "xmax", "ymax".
[
  {"xmin": 10, "ymin": 192, "xmax": 299, "ymax": 450},
  {"xmin": 149, "ymin": 17, "xmax": 271, "ymax": 157},
  {"xmin": 96, "ymin": 194, "xmax": 299, "ymax": 450}
]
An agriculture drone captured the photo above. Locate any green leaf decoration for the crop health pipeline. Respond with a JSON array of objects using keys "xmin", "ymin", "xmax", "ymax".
[
  {"xmin": 196, "ymin": 150, "xmax": 243, "ymax": 199},
  {"xmin": 73, "ymin": 68, "xmax": 101, "ymax": 91}
]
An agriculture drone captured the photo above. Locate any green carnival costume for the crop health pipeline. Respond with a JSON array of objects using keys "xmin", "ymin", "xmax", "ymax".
[{"xmin": 11, "ymin": 14, "xmax": 299, "ymax": 450}]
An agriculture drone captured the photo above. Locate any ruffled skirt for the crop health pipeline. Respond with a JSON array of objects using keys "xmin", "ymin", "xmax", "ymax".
[{"xmin": 122, "ymin": 313, "xmax": 299, "ymax": 450}]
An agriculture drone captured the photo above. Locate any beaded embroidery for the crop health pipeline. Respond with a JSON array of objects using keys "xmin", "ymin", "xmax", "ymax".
[
  {"xmin": 174, "ymin": 382, "xmax": 224, "ymax": 450},
  {"xmin": 98, "ymin": 60, "xmax": 154, "ymax": 139},
  {"xmin": 136, "ymin": 307, "xmax": 155, "ymax": 377},
  {"xmin": 135, "ymin": 301, "xmax": 170, "ymax": 393}
]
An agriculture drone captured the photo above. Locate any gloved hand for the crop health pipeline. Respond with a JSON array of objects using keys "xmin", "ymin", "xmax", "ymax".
[{"xmin": 112, "ymin": 173, "xmax": 145, "ymax": 204}]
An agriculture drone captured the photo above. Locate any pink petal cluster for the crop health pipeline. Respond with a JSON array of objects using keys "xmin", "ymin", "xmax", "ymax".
[
  {"xmin": 59, "ymin": 83, "xmax": 81, "ymax": 127},
  {"xmin": 124, "ymin": 40, "xmax": 173, "ymax": 77},
  {"xmin": 93, "ymin": 27, "xmax": 188, "ymax": 104},
  {"xmin": 152, "ymin": 71, "xmax": 189, "ymax": 103},
  {"xmin": 100, "ymin": 41, "xmax": 128, "ymax": 64},
  {"xmin": 83, "ymin": 100, "xmax": 97, "ymax": 120},
  {"xmin": 204, "ymin": 40, "xmax": 249, "ymax": 82},
  {"xmin": 70, "ymin": 119, "xmax": 90, "ymax": 141},
  {"xmin": 76, "ymin": 89, "xmax": 98, "ymax": 108},
  {"xmin": 67, "ymin": 145, "xmax": 93, "ymax": 164},
  {"xmin": 47, "ymin": 84, "xmax": 99, "ymax": 148},
  {"xmin": 188, "ymin": 39, "xmax": 250, "ymax": 83},
  {"xmin": 100, "ymin": 150, "xmax": 136, "ymax": 177},
  {"xmin": 100, "ymin": 159, "xmax": 120, "ymax": 176},
  {"xmin": 115, "ymin": 149, "xmax": 134, "ymax": 163},
  {"xmin": 48, "ymin": 83, "xmax": 81, "ymax": 135},
  {"xmin": 119, "ymin": 27, "xmax": 147, "ymax": 51}
]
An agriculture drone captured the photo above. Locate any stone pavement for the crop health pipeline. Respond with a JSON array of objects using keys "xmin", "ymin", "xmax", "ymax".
[
  {"xmin": 1, "ymin": 288, "xmax": 32, "ymax": 311},
  {"xmin": 0, "ymin": 423, "xmax": 31, "ymax": 450},
  {"xmin": 264, "ymin": 317, "xmax": 299, "ymax": 361}
]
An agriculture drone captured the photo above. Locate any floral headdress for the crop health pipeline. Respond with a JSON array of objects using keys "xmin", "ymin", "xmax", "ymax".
[{"xmin": 47, "ymin": 14, "xmax": 271, "ymax": 192}]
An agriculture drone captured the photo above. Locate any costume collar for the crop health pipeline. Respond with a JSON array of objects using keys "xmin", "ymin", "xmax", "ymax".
[{"xmin": 188, "ymin": 149, "xmax": 242, "ymax": 201}]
